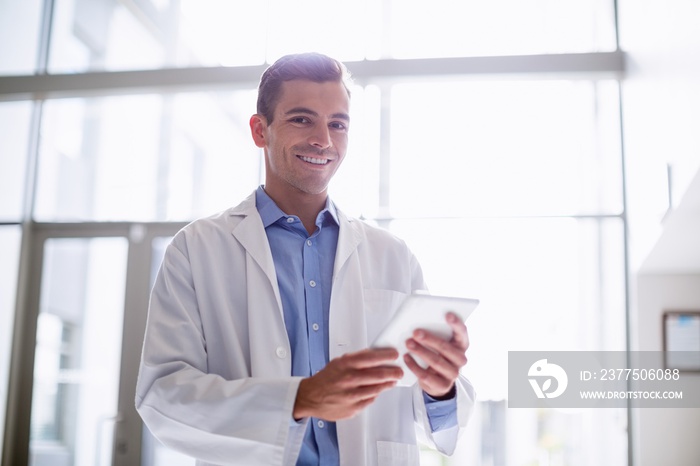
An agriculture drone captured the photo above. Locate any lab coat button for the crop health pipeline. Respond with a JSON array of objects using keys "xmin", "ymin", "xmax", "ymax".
[{"xmin": 275, "ymin": 347, "xmax": 287, "ymax": 358}]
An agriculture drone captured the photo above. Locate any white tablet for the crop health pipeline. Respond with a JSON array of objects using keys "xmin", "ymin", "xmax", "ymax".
[{"xmin": 371, "ymin": 293, "xmax": 479, "ymax": 386}]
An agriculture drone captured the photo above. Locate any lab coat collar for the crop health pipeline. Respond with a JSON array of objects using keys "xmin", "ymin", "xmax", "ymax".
[
  {"xmin": 227, "ymin": 192, "xmax": 283, "ymax": 315},
  {"xmin": 227, "ymin": 190, "xmax": 364, "ymax": 292},
  {"xmin": 333, "ymin": 208, "xmax": 363, "ymax": 283},
  {"xmin": 254, "ymin": 185, "xmax": 340, "ymax": 230}
]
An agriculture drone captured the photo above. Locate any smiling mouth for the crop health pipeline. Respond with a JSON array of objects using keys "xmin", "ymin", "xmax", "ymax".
[{"xmin": 298, "ymin": 155, "xmax": 330, "ymax": 165}]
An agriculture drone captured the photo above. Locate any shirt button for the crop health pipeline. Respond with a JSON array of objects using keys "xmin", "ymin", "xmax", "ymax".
[
  {"xmin": 286, "ymin": 217, "xmax": 295, "ymax": 223},
  {"xmin": 309, "ymin": 280, "xmax": 316, "ymax": 288},
  {"xmin": 306, "ymin": 240, "xmax": 312, "ymax": 246},
  {"xmin": 317, "ymin": 420, "xmax": 325, "ymax": 429},
  {"xmin": 275, "ymin": 346, "xmax": 287, "ymax": 358},
  {"xmin": 312, "ymin": 323, "xmax": 319, "ymax": 331}
]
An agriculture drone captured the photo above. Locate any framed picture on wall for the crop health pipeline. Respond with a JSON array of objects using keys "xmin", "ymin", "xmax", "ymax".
[{"xmin": 663, "ymin": 311, "xmax": 700, "ymax": 372}]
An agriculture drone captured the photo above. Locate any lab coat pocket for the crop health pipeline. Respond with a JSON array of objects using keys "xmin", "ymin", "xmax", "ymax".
[
  {"xmin": 376, "ymin": 440, "xmax": 420, "ymax": 466},
  {"xmin": 363, "ymin": 289, "xmax": 407, "ymax": 345}
]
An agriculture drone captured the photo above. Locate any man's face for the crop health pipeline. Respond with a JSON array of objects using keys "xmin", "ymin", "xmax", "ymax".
[{"xmin": 251, "ymin": 79, "xmax": 350, "ymax": 200}]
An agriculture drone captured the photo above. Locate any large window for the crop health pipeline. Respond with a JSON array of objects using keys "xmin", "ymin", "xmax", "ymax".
[
  {"xmin": 388, "ymin": 81, "xmax": 622, "ymax": 217},
  {"xmin": 0, "ymin": 1, "xmax": 627, "ymax": 465},
  {"xmin": 0, "ymin": 101, "xmax": 32, "ymax": 221},
  {"xmin": 37, "ymin": 0, "xmax": 617, "ymax": 73},
  {"xmin": 33, "ymin": 92, "xmax": 259, "ymax": 222}
]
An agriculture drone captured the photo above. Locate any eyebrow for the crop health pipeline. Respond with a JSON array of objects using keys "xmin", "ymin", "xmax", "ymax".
[{"xmin": 284, "ymin": 107, "xmax": 350, "ymax": 121}]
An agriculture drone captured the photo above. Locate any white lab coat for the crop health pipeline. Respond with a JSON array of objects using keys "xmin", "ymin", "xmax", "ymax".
[{"xmin": 135, "ymin": 191, "xmax": 475, "ymax": 466}]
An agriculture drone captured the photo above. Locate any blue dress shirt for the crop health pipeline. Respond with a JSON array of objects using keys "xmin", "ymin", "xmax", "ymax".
[{"xmin": 255, "ymin": 186, "xmax": 457, "ymax": 466}]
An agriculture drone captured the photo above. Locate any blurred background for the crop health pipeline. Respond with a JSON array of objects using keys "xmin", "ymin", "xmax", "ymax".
[{"xmin": 0, "ymin": 0, "xmax": 698, "ymax": 465}]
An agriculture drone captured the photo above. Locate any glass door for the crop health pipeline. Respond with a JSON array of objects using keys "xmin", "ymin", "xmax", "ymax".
[
  {"xmin": 3, "ymin": 222, "xmax": 185, "ymax": 466},
  {"xmin": 30, "ymin": 237, "xmax": 128, "ymax": 466}
]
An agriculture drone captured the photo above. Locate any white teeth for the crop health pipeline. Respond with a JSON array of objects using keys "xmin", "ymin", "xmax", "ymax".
[{"xmin": 299, "ymin": 156, "xmax": 329, "ymax": 165}]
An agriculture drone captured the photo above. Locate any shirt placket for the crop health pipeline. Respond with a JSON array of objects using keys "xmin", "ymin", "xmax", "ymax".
[{"xmin": 303, "ymin": 231, "xmax": 327, "ymax": 378}]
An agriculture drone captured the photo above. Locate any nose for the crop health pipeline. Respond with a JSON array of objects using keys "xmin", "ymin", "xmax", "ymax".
[{"xmin": 308, "ymin": 124, "xmax": 332, "ymax": 149}]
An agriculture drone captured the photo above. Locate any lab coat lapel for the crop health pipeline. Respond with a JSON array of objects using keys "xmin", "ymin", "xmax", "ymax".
[
  {"xmin": 332, "ymin": 212, "xmax": 371, "ymax": 465},
  {"xmin": 229, "ymin": 193, "xmax": 291, "ymax": 378},
  {"xmin": 229, "ymin": 193, "xmax": 284, "ymax": 320},
  {"xmin": 333, "ymin": 210, "xmax": 363, "ymax": 283},
  {"xmin": 330, "ymin": 209, "xmax": 368, "ymax": 357}
]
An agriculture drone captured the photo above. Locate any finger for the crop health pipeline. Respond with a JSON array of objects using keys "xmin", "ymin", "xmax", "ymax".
[
  {"xmin": 446, "ymin": 312, "xmax": 469, "ymax": 350},
  {"xmin": 403, "ymin": 352, "xmax": 430, "ymax": 379},
  {"xmin": 410, "ymin": 330, "xmax": 468, "ymax": 369},
  {"xmin": 329, "ymin": 363, "xmax": 403, "ymax": 390},
  {"xmin": 405, "ymin": 338, "xmax": 460, "ymax": 381},
  {"xmin": 350, "ymin": 365, "xmax": 404, "ymax": 385},
  {"xmin": 348, "ymin": 380, "xmax": 399, "ymax": 402},
  {"xmin": 342, "ymin": 348, "xmax": 401, "ymax": 369},
  {"xmin": 403, "ymin": 353, "xmax": 453, "ymax": 396}
]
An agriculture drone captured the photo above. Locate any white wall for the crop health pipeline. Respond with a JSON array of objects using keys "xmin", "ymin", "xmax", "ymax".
[
  {"xmin": 619, "ymin": 0, "xmax": 700, "ymax": 464},
  {"xmin": 634, "ymin": 274, "xmax": 700, "ymax": 466}
]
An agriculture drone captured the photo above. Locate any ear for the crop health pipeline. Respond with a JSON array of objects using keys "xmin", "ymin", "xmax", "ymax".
[{"xmin": 249, "ymin": 114, "xmax": 268, "ymax": 148}]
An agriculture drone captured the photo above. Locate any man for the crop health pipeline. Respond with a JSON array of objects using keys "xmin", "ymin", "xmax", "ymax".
[{"xmin": 136, "ymin": 53, "xmax": 475, "ymax": 466}]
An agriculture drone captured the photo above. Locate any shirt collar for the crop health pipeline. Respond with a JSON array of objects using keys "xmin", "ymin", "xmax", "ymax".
[{"xmin": 255, "ymin": 185, "xmax": 339, "ymax": 229}]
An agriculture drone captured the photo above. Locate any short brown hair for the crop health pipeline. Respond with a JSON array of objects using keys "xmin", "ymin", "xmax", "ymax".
[{"xmin": 256, "ymin": 52, "xmax": 352, "ymax": 123}]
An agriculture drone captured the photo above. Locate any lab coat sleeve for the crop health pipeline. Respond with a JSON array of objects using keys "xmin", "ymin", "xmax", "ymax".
[
  {"xmin": 412, "ymin": 374, "xmax": 476, "ymax": 455},
  {"xmin": 135, "ymin": 239, "xmax": 306, "ymax": 466},
  {"xmin": 405, "ymin": 249, "xmax": 477, "ymax": 455}
]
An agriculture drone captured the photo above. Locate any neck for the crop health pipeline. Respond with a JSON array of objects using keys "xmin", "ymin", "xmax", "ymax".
[{"xmin": 263, "ymin": 185, "xmax": 327, "ymax": 235}]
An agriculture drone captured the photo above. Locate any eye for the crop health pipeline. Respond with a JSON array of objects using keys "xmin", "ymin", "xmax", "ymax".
[
  {"xmin": 330, "ymin": 121, "xmax": 348, "ymax": 131},
  {"xmin": 289, "ymin": 116, "xmax": 311, "ymax": 125}
]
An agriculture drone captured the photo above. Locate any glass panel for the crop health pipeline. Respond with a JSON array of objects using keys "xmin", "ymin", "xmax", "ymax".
[
  {"xmin": 178, "ymin": 1, "xmax": 268, "ymax": 67},
  {"xmin": 387, "ymin": 217, "xmax": 627, "ymax": 465},
  {"xmin": 328, "ymin": 84, "xmax": 381, "ymax": 219},
  {"xmin": 34, "ymin": 91, "xmax": 261, "ymax": 222},
  {"xmin": 45, "ymin": 0, "xmax": 617, "ymax": 72},
  {"xmin": 0, "ymin": 101, "xmax": 32, "ymax": 221},
  {"xmin": 30, "ymin": 237, "xmax": 128, "ymax": 466},
  {"xmin": 0, "ymin": 225, "xmax": 22, "ymax": 458},
  {"xmin": 33, "ymin": 84, "xmax": 377, "ymax": 222},
  {"xmin": 389, "ymin": 80, "xmax": 622, "ymax": 217},
  {"xmin": 48, "ymin": 0, "xmax": 166, "ymax": 73},
  {"xmin": 0, "ymin": 0, "xmax": 43, "ymax": 74},
  {"xmin": 47, "ymin": 0, "xmax": 378, "ymax": 73},
  {"xmin": 389, "ymin": 0, "xmax": 617, "ymax": 58},
  {"xmin": 264, "ymin": 0, "xmax": 380, "ymax": 62}
]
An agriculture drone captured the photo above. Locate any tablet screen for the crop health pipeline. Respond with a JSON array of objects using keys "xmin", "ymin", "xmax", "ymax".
[{"xmin": 371, "ymin": 293, "xmax": 479, "ymax": 386}]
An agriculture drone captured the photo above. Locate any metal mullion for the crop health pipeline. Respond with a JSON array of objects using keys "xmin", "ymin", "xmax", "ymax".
[
  {"xmin": 34, "ymin": 0, "xmax": 56, "ymax": 75},
  {"xmin": 0, "ymin": 52, "xmax": 627, "ymax": 102},
  {"xmin": 1, "ymin": 0, "xmax": 55, "ymax": 462},
  {"xmin": 113, "ymin": 227, "xmax": 160, "ymax": 466},
  {"xmin": 114, "ymin": 222, "xmax": 183, "ymax": 465},
  {"xmin": 30, "ymin": 221, "xmax": 188, "ymax": 238},
  {"xmin": 31, "ymin": 222, "xmax": 131, "ymax": 238},
  {"xmin": 1, "ymin": 227, "xmax": 45, "ymax": 466},
  {"xmin": 377, "ymin": 83, "xmax": 392, "ymax": 228},
  {"xmin": 617, "ymin": 79, "xmax": 634, "ymax": 466}
]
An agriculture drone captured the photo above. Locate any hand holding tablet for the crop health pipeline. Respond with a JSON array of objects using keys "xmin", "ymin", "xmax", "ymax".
[{"xmin": 371, "ymin": 293, "xmax": 479, "ymax": 386}]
